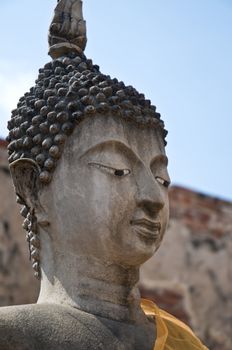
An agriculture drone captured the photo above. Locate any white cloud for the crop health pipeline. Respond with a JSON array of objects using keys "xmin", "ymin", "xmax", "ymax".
[{"xmin": 0, "ymin": 61, "xmax": 35, "ymax": 137}]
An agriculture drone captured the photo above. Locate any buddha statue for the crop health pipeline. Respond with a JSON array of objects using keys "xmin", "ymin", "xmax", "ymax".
[{"xmin": 0, "ymin": 1, "xmax": 208, "ymax": 349}]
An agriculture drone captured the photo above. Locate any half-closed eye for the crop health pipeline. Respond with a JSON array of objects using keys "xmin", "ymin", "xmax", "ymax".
[
  {"xmin": 88, "ymin": 162, "xmax": 131, "ymax": 177},
  {"xmin": 155, "ymin": 176, "xmax": 170, "ymax": 188}
]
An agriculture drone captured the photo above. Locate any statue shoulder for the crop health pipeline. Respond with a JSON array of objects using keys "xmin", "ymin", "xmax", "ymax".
[
  {"xmin": 0, "ymin": 304, "xmax": 37, "ymax": 350},
  {"xmin": 0, "ymin": 304, "xmax": 123, "ymax": 350}
]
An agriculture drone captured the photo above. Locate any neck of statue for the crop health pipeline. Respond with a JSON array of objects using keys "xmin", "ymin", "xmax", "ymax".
[{"xmin": 37, "ymin": 243, "xmax": 144, "ymax": 323}]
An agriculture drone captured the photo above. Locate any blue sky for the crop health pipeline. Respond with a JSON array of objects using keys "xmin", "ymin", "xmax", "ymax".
[{"xmin": 0, "ymin": 0, "xmax": 231, "ymax": 200}]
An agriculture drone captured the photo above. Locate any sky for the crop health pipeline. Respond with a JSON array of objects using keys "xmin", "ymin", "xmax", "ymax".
[{"xmin": 0, "ymin": 0, "xmax": 231, "ymax": 201}]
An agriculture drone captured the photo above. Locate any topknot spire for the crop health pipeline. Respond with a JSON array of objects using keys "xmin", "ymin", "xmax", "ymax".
[{"xmin": 48, "ymin": 0, "xmax": 87, "ymax": 59}]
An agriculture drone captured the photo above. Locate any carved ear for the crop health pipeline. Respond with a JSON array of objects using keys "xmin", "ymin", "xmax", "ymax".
[{"xmin": 9, "ymin": 158, "xmax": 41, "ymax": 209}]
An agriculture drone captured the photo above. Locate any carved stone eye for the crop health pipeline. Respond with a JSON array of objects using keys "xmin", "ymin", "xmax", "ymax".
[
  {"xmin": 89, "ymin": 163, "xmax": 130, "ymax": 177},
  {"xmin": 114, "ymin": 169, "xmax": 130, "ymax": 177},
  {"xmin": 156, "ymin": 176, "xmax": 170, "ymax": 188}
]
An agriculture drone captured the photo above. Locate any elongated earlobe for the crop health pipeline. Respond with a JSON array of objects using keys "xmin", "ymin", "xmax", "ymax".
[
  {"xmin": 10, "ymin": 158, "xmax": 43, "ymax": 279},
  {"xmin": 9, "ymin": 158, "xmax": 41, "ymax": 209}
]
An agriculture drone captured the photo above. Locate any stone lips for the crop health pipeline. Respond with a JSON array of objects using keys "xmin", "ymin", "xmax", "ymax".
[{"xmin": 7, "ymin": 53, "xmax": 167, "ymax": 186}]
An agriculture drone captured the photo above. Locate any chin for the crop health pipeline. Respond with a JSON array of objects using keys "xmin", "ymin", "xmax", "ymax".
[{"xmin": 111, "ymin": 241, "xmax": 159, "ymax": 267}]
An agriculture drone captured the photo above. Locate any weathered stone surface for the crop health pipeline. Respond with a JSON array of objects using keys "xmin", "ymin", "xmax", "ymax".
[
  {"xmin": 48, "ymin": 0, "xmax": 87, "ymax": 58},
  {"xmin": 0, "ymin": 304, "xmax": 147, "ymax": 350}
]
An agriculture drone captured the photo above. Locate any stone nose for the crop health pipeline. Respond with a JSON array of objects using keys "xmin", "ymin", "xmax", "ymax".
[{"xmin": 135, "ymin": 170, "xmax": 165, "ymax": 217}]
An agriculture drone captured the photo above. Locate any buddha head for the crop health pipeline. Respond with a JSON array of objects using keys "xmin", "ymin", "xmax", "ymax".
[{"xmin": 7, "ymin": 0, "xmax": 170, "ymax": 281}]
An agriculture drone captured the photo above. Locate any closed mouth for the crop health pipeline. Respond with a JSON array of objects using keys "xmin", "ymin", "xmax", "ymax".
[{"xmin": 130, "ymin": 219, "xmax": 161, "ymax": 242}]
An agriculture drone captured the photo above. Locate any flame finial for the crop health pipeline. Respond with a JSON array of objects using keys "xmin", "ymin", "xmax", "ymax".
[{"xmin": 48, "ymin": 0, "xmax": 87, "ymax": 59}]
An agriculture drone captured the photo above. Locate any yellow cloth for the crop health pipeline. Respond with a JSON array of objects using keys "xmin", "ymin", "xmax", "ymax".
[{"xmin": 141, "ymin": 299, "xmax": 209, "ymax": 350}]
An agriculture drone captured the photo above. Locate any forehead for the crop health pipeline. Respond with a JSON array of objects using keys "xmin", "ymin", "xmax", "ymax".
[{"xmin": 65, "ymin": 114, "xmax": 166, "ymax": 164}]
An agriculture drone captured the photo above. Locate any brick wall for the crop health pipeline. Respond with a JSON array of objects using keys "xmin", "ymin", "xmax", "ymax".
[{"xmin": 0, "ymin": 140, "xmax": 8, "ymax": 167}]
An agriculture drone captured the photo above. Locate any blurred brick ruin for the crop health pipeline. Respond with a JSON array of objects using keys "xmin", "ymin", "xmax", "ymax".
[
  {"xmin": 0, "ymin": 139, "xmax": 39, "ymax": 306},
  {"xmin": 140, "ymin": 187, "xmax": 232, "ymax": 350},
  {"xmin": 0, "ymin": 139, "xmax": 231, "ymax": 349}
]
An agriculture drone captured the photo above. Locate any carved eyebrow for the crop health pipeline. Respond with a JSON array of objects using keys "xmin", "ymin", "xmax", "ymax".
[
  {"xmin": 79, "ymin": 139, "xmax": 168, "ymax": 168},
  {"xmin": 150, "ymin": 154, "xmax": 168, "ymax": 167},
  {"xmin": 79, "ymin": 139, "xmax": 139, "ymax": 162}
]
